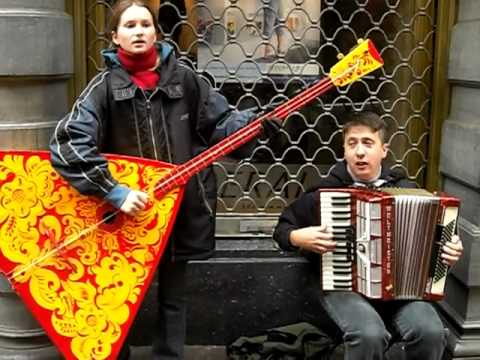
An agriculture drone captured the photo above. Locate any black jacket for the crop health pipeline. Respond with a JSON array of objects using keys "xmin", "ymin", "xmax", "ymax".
[
  {"xmin": 50, "ymin": 42, "xmax": 254, "ymax": 261},
  {"xmin": 273, "ymin": 161, "xmax": 415, "ymax": 252}
]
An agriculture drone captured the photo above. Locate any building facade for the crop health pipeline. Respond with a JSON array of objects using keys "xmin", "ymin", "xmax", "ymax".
[{"xmin": 0, "ymin": 0, "xmax": 478, "ymax": 358}]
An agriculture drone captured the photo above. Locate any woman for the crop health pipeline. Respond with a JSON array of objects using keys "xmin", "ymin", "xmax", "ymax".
[{"xmin": 50, "ymin": 1, "xmax": 258, "ymax": 358}]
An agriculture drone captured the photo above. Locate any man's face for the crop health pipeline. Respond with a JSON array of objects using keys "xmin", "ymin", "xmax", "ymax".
[
  {"xmin": 343, "ymin": 125, "xmax": 388, "ymax": 182},
  {"xmin": 112, "ymin": 5, "xmax": 157, "ymax": 55}
]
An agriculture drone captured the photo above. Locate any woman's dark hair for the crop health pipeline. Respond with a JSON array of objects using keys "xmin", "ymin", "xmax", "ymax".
[
  {"xmin": 342, "ymin": 111, "xmax": 387, "ymax": 143},
  {"xmin": 108, "ymin": 0, "xmax": 160, "ymax": 38}
]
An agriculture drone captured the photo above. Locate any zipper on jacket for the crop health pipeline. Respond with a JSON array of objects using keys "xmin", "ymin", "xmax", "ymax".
[
  {"xmin": 142, "ymin": 89, "xmax": 160, "ymax": 160},
  {"xmin": 132, "ymin": 99, "xmax": 144, "ymax": 157},
  {"xmin": 159, "ymin": 102, "xmax": 173, "ymax": 163},
  {"xmin": 145, "ymin": 90, "xmax": 177, "ymax": 261}
]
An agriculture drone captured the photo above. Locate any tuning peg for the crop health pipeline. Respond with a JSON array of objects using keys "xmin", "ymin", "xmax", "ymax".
[
  {"xmin": 337, "ymin": 53, "xmax": 344, "ymax": 60},
  {"xmin": 358, "ymin": 38, "xmax": 364, "ymax": 44}
]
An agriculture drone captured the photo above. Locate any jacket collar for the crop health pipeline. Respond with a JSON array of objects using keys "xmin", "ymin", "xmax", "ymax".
[
  {"xmin": 329, "ymin": 161, "xmax": 407, "ymax": 187},
  {"xmin": 101, "ymin": 42, "xmax": 184, "ymax": 101}
]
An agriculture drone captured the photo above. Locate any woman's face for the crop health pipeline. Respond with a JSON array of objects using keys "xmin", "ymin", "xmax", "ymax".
[{"xmin": 112, "ymin": 4, "xmax": 157, "ymax": 54}]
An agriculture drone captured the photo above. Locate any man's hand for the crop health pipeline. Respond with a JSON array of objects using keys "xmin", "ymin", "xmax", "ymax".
[
  {"xmin": 260, "ymin": 116, "xmax": 282, "ymax": 140},
  {"xmin": 289, "ymin": 224, "xmax": 336, "ymax": 254},
  {"xmin": 441, "ymin": 234, "xmax": 463, "ymax": 267},
  {"xmin": 120, "ymin": 190, "xmax": 149, "ymax": 216}
]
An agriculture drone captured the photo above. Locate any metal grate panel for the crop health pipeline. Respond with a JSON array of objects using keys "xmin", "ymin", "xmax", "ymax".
[{"xmin": 83, "ymin": 0, "xmax": 436, "ymax": 236}]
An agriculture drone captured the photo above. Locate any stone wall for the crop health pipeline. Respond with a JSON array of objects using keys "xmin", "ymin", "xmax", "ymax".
[
  {"xmin": 0, "ymin": 1, "xmax": 72, "ymax": 358},
  {"xmin": 439, "ymin": 0, "xmax": 480, "ymax": 358}
]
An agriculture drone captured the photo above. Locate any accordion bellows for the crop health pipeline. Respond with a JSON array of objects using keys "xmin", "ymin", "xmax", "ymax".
[{"xmin": 317, "ymin": 188, "xmax": 460, "ymax": 300}]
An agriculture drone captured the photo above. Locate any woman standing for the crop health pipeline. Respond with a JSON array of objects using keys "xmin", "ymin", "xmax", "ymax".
[{"xmin": 50, "ymin": 1, "xmax": 257, "ymax": 358}]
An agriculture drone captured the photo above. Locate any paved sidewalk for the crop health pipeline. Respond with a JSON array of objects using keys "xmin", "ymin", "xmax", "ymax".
[
  {"xmin": 130, "ymin": 345, "xmax": 228, "ymax": 359},
  {"xmin": 130, "ymin": 345, "xmax": 345, "ymax": 359}
]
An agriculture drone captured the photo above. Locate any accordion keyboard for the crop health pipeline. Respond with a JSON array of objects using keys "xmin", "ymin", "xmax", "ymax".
[{"xmin": 320, "ymin": 192, "xmax": 354, "ymax": 291}]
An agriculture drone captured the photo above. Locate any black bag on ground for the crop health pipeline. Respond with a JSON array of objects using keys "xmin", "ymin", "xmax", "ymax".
[{"xmin": 226, "ymin": 322, "xmax": 336, "ymax": 360}]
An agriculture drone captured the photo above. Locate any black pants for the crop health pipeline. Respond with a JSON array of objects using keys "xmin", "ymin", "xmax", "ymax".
[{"xmin": 152, "ymin": 259, "xmax": 188, "ymax": 360}]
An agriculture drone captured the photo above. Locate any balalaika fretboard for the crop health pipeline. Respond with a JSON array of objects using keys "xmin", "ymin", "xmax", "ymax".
[{"xmin": 317, "ymin": 188, "xmax": 460, "ymax": 300}]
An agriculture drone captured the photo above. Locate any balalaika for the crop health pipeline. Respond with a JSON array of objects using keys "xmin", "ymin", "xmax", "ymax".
[
  {"xmin": 318, "ymin": 187, "xmax": 460, "ymax": 300},
  {"xmin": 0, "ymin": 40, "xmax": 384, "ymax": 360}
]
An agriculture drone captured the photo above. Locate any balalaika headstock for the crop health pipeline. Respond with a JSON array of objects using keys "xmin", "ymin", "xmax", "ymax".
[{"xmin": 329, "ymin": 38, "xmax": 384, "ymax": 88}]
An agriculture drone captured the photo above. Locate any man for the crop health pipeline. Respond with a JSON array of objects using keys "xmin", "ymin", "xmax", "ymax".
[{"xmin": 273, "ymin": 111, "xmax": 463, "ymax": 360}]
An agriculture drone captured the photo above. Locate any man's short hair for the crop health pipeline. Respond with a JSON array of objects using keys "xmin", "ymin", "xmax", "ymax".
[{"xmin": 342, "ymin": 111, "xmax": 387, "ymax": 143}]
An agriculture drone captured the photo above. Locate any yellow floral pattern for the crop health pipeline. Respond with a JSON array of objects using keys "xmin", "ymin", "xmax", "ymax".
[
  {"xmin": 329, "ymin": 39, "xmax": 383, "ymax": 87},
  {"xmin": 0, "ymin": 152, "xmax": 180, "ymax": 360}
]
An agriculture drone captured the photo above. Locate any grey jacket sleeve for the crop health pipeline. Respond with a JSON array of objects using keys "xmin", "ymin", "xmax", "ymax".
[
  {"xmin": 205, "ymin": 89, "xmax": 255, "ymax": 144},
  {"xmin": 192, "ymin": 75, "xmax": 256, "ymax": 151},
  {"xmin": 49, "ymin": 72, "xmax": 129, "ymax": 208}
]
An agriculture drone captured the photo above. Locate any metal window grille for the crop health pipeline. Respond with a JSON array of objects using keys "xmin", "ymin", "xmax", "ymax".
[{"xmin": 82, "ymin": 0, "xmax": 436, "ymax": 236}]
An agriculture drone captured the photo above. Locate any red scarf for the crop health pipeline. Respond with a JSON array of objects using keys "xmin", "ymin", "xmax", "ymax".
[{"xmin": 118, "ymin": 46, "xmax": 160, "ymax": 90}]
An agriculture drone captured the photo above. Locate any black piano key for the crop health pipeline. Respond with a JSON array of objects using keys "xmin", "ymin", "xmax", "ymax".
[
  {"xmin": 333, "ymin": 285, "xmax": 352, "ymax": 290},
  {"xmin": 333, "ymin": 271, "xmax": 352, "ymax": 276}
]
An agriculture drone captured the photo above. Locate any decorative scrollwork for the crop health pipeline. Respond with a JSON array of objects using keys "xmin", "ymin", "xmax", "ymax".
[{"xmin": 0, "ymin": 151, "xmax": 180, "ymax": 360}]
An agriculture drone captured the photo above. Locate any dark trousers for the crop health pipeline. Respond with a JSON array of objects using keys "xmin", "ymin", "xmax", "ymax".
[
  {"xmin": 320, "ymin": 291, "xmax": 447, "ymax": 360},
  {"xmin": 152, "ymin": 259, "xmax": 188, "ymax": 360}
]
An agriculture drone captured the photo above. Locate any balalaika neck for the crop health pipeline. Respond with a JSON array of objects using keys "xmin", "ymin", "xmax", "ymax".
[{"xmin": 154, "ymin": 77, "xmax": 334, "ymax": 199}]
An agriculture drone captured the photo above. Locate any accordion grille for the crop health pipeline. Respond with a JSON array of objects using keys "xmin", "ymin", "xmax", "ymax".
[{"xmin": 392, "ymin": 194, "xmax": 440, "ymax": 299}]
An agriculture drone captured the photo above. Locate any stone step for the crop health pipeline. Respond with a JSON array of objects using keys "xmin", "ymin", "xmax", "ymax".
[
  {"xmin": 129, "ymin": 345, "xmax": 347, "ymax": 360},
  {"xmin": 130, "ymin": 344, "xmax": 446, "ymax": 360},
  {"xmin": 130, "ymin": 345, "xmax": 228, "ymax": 359}
]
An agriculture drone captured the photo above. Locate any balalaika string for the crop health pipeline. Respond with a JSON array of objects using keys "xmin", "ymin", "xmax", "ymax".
[{"xmin": 8, "ymin": 53, "xmax": 364, "ymax": 280}]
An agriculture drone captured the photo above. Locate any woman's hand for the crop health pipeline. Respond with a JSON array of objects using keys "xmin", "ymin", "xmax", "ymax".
[
  {"xmin": 289, "ymin": 224, "xmax": 336, "ymax": 254},
  {"xmin": 120, "ymin": 190, "xmax": 149, "ymax": 216}
]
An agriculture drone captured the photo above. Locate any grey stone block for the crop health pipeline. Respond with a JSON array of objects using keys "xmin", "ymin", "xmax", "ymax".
[
  {"xmin": 0, "ymin": 276, "xmax": 60, "ymax": 359},
  {"xmin": 0, "ymin": 8, "xmax": 73, "ymax": 75},
  {"xmin": 457, "ymin": 0, "xmax": 480, "ymax": 22},
  {"xmin": 448, "ymin": 86, "xmax": 480, "ymax": 123},
  {"xmin": 0, "ymin": 79, "xmax": 68, "ymax": 150},
  {"xmin": 440, "ymin": 106, "xmax": 480, "ymax": 190},
  {"xmin": 0, "ymin": 80, "xmax": 68, "ymax": 123},
  {"xmin": 449, "ymin": 21, "xmax": 480, "ymax": 83},
  {"xmin": 443, "ymin": 296, "xmax": 480, "ymax": 360},
  {"xmin": 440, "ymin": 267, "xmax": 480, "ymax": 359},
  {"xmin": 450, "ymin": 218, "xmax": 480, "ymax": 288},
  {"xmin": 129, "ymin": 254, "xmax": 324, "ymax": 346},
  {"xmin": 442, "ymin": 270, "xmax": 474, "ymax": 323},
  {"xmin": 0, "ymin": 0, "xmax": 64, "ymax": 10},
  {"xmin": 442, "ymin": 177, "xmax": 480, "ymax": 226},
  {"xmin": 184, "ymin": 257, "xmax": 322, "ymax": 345}
]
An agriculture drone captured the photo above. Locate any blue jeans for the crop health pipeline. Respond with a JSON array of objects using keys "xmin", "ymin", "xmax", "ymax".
[
  {"xmin": 320, "ymin": 292, "xmax": 447, "ymax": 360},
  {"xmin": 152, "ymin": 260, "xmax": 188, "ymax": 360},
  {"xmin": 262, "ymin": 0, "xmax": 287, "ymax": 38}
]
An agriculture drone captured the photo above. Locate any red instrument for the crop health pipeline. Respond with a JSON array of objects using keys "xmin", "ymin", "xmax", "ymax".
[
  {"xmin": 317, "ymin": 187, "xmax": 460, "ymax": 300},
  {"xmin": 0, "ymin": 40, "xmax": 383, "ymax": 359}
]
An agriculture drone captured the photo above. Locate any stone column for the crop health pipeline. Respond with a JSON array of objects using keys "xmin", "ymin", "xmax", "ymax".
[
  {"xmin": 0, "ymin": 0, "xmax": 72, "ymax": 148},
  {"xmin": 439, "ymin": 1, "xmax": 480, "ymax": 358},
  {"xmin": 0, "ymin": 0, "xmax": 72, "ymax": 358}
]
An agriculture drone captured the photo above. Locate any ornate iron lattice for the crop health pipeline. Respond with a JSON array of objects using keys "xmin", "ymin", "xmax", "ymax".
[{"xmin": 83, "ymin": 0, "xmax": 435, "ymax": 236}]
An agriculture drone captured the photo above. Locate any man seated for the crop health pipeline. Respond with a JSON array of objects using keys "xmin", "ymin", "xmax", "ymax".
[{"xmin": 273, "ymin": 111, "xmax": 464, "ymax": 360}]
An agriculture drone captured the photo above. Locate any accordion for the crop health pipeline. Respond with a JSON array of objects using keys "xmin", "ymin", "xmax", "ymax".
[{"xmin": 317, "ymin": 187, "xmax": 460, "ymax": 300}]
